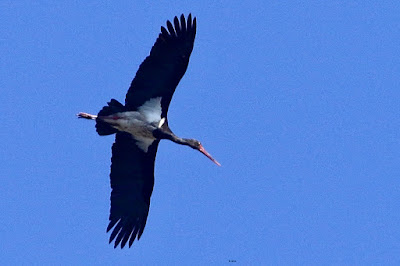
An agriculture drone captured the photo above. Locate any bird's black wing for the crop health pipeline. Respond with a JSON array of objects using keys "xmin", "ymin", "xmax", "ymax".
[
  {"xmin": 125, "ymin": 14, "xmax": 196, "ymax": 117},
  {"xmin": 107, "ymin": 132, "xmax": 160, "ymax": 248}
]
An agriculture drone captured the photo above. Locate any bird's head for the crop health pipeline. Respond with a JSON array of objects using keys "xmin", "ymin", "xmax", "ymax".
[{"xmin": 186, "ymin": 139, "xmax": 221, "ymax": 166}]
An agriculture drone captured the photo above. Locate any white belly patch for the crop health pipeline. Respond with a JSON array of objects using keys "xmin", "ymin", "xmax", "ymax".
[
  {"xmin": 123, "ymin": 121, "xmax": 156, "ymax": 153},
  {"xmin": 107, "ymin": 97, "xmax": 164, "ymax": 152},
  {"xmin": 134, "ymin": 136, "xmax": 155, "ymax": 152}
]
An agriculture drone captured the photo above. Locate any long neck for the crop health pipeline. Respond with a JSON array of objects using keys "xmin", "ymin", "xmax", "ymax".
[
  {"xmin": 165, "ymin": 133, "xmax": 192, "ymax": 146},
  {"xmin": 153, "ymin": 128, "xmax": 190, "ymax": 146}
]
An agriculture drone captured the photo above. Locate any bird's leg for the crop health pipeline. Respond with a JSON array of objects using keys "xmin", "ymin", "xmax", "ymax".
[{"xmin": 77, "ymin": 112, "xmax": 97, "ymax": 120}]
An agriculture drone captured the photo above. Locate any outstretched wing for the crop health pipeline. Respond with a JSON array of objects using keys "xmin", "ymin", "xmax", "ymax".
[
  {"xmin": 125, "ymin": 14, "xmax": 197, "ymax": 117},
  {"xmin": 107, "ymin": 132, "xmax": 159, "ymax": 248}
]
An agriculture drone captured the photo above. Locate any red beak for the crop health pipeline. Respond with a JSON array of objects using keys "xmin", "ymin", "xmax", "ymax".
[{"xmin": 198, "ymin": 144, "xmax": 221, "ymax": 166}]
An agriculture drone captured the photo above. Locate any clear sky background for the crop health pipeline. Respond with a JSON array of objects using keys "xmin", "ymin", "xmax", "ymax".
[{"xmin": 1, "ymin": 1, "xmax": 399, "ymax": 265}]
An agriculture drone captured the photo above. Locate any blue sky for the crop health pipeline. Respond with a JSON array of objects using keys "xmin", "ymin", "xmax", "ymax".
[{"xmin": 1, "ymin": 1, "xmax": 399, "ymax": 265}]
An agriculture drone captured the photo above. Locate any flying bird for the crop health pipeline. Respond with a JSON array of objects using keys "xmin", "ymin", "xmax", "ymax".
[{"xmin": 77, "ymin": 14, "xmax": 220, "ymax": 249}]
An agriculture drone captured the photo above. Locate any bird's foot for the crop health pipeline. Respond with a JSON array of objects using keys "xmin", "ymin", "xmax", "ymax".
[{"xmin": 77, "ymin": 112, "xmax": 97, "ymax": 120}]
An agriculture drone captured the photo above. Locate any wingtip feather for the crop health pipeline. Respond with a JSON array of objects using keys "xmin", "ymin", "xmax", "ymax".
[
  {"xmin": 166, "ymin": 20, "xmax": 176, "ymax": 36},
  {"xmin": 129, "ymin": 226, "xmax": 140, "ymax": 247},
  {"xmin": 174, "ymin": 16, "xmax": 181, "ymax": 35},
  {"xmin": 187, "ymin": 13, "xmax": 192, "ymax": 29},
  {"xmin": 109, "ymin": 221, "xmax": 123, "ymax": 245},
  {"xmin": 106, "ymin": 219, "xmax": 118, "ymax": 232},
  {"xmin": 160, "ymin": 26, "xmax": 169, "ymax": 39},
  {"xmin": 180, "ymin": 14, "xmax": 186, "ymax": 32}
]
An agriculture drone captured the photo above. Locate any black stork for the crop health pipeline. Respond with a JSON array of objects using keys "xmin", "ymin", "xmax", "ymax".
[{"xmin": 77, "ymin": 14, "xmax": 220, "ymax": 249}]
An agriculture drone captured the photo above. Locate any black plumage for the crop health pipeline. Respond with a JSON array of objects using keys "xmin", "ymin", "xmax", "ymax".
[
  {"xmin": 107, "ymin": 14, "xmax": 196, "ymax": 248},
  {"xmin": 107, "ymin": 132, "xmax": 159, "ymax": 248},
  {"xmin": 125, "ymin": 14, "xmax": 196, "ymax": 117},
  {"xmin": 78, "ymin": 14, "xmax": 220, "ymax": 249}
]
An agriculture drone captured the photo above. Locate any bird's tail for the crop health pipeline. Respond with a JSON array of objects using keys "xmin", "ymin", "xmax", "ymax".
[{"xmin": 96, "ymin": 99, "xmax": 125, "ymax": 136}]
